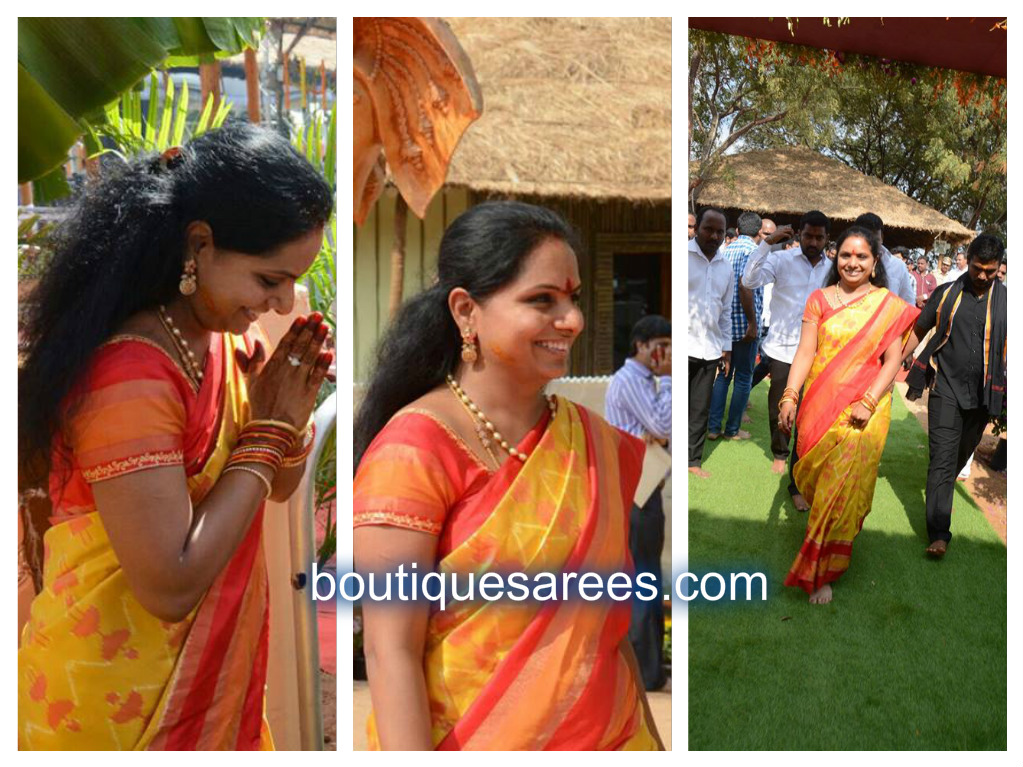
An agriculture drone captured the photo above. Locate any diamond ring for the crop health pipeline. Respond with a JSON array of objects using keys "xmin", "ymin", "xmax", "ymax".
[{"xmin": 287, "ymin": 354, "xmax": 302, "ymax": 367}]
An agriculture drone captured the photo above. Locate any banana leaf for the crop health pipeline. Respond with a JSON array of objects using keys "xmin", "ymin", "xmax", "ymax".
[{"xmin": 19, "ymin": 17, "xmax": 263, "ymax": 182}]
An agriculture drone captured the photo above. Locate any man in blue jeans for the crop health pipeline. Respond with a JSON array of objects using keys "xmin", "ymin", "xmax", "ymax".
[{"xmin": 708, "ymin": 211, "xmax": 764, "ymax": 440}]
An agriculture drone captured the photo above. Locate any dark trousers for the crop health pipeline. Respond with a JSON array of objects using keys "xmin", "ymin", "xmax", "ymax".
[
  {"xmin": 689, "ymin": 356, "xmax": 720, "ymax": 467},
  {"xmin": 628, "ymin": 490, "xmax": 666, "ymax": 691},
  {"xmin": 925, "ymin": 391, "xmax": 988, "ymax": 543},
  {"xmin": 751, "ymin": 329, "xmax": 770, "ymax": 388},
  {"xmin": 787, "ymin": 423, "xmax": 800, "ymax": 496},
  {"xmin": 766, "ymin": 356, "xmax": 793, "ymax": 459}
]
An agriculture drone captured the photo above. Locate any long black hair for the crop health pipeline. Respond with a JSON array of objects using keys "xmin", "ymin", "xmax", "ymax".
[
  {"xmin": 353, "ymin": 200, "xmax": 582, "ymax": 469},
  {"xmin": 824, "ymin": 225, "xmax": 888, "ymax": 289},
  {"xmin": 19, "ymin": 123, "xmax": 334, "ymax": 485}
]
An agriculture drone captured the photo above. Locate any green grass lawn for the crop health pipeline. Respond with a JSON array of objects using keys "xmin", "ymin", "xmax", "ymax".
[{"xmin": 687, "ymin": 385, "xmax": 1007, "ymax": 750}]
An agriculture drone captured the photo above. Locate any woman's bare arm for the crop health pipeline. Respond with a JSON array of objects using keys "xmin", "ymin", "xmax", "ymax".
[
  {"xmin": 91, "ymin": 464, "xmax": 276, "ymax": 622},
  {"xmin": 784, "ymin": 319, "xmax": 820, "ymax": 396},
  {"xmin": 355, "ymin": 525, "xmax": 437, "ymax": 750}
]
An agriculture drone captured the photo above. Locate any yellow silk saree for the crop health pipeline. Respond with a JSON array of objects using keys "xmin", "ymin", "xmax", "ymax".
[
  {"xmin": 354, "ymin": 397, "xmax": 658, "ymax": 750},
  {"xmin": 785, "ymin": 288, "xmax": 919, "ymax": 593},
  {"xmin": 19, "ymin": 333, "xmax": 273, "ymax": 750}
]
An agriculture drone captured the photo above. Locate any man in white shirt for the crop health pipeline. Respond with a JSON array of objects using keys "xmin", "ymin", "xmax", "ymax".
[
  {"xmin": 935, "ymin": 254, "xmax": 955, "ymax": 285},
  {"xmin": 742, "ymin": 210, "xmax": 830, "ymax": 482},
  {"xmin": 853, "ymin": 213, "xmax": 917, "ymax": 305},
  {"xmin": 688, "ymin": 206, "xmax": 732, "ymax": 478},
  {"xmin": 949, "ymin": 250, "xmax": 969, "ymax": 280}
]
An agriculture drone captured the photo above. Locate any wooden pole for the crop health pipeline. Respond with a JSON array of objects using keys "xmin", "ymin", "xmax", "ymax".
[
  {"xmin": 388, "ymin": 196, "xmax": 409, "ymax": 319},
  {"xmin": 244, "ymin": 48, "xmax": 261, "ymax": 122},
  {"xmin": 283, "ymin": 52, "xmax": 291, "ymax": 112},
  {"xmin": 299, "ymin": 57, "xmax": 307, "ymax": 110},
  {"xmin": 320, "ymin": 61, "xmax": 327, "ymax": 109},
  {"xmin": 199, "ymin": 61, "xmax": 222, "ymax": 116},
  {"xmin": 18, "ymin": 183, "xmax": 33, "ymax": 206}
]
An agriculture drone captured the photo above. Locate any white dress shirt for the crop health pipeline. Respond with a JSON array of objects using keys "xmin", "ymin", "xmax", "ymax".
[
  {"xmin": 741, "ymin": 241, "xmax": 831, "ymax": 364},
  {"xmin": 688, "ymin": 237, "xmax": 734, "ymax": 361},
  {"xmin": 879, "ymin": 245, "xmax": 917, "ymax": 304}
]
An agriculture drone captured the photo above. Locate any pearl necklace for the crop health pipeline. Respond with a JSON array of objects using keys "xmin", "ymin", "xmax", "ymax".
[
  {"xmin": 446, "ymin": 374, "xmax": 556, "ymax": 462},
  {"xmin": 157, "ymin": 304, "xmax": 204, "ymax": 388}
]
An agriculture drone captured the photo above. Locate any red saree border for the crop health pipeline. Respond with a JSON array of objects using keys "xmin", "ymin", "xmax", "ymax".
[{"xmin": 797, "ymin": 292, "xmax": 919, "ymax": 457}]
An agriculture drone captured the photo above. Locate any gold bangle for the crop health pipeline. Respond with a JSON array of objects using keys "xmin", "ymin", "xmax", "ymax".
[
  {"xmin": 223, "ymin": 464, "xmax": 274, "ymax": 498},
  {"xmin": 859, "ymin": 399, "xmax": 876, "ymax": 414},
  {"xmin": 285, "ymin": 422, "xmax": 315, "ymax": 457}
]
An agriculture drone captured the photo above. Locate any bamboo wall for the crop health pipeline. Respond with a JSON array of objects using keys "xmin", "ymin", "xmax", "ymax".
[
  {"xmin": 353, "ymin": 188, "xmax": 671, "ymax": 381},
  {"xmin": 353, "ymin": 187, "xmax": 470, "ymax": 381}
]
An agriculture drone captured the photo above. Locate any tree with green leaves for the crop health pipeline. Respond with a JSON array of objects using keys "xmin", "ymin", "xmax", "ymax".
[{"xmin": 689, "ymin": 28, "xmax": 1007, "ymax": 236}]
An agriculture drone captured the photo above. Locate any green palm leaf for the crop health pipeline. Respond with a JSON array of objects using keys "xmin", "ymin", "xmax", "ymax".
[{"xmin": 18, "ymin": 17, "xmax": 263, "ymax": 182}]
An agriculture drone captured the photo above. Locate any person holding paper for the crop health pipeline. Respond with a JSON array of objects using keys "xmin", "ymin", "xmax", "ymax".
[{"xmin": 605, "ymin": 315, "xmax": 672, "ymax": 691}]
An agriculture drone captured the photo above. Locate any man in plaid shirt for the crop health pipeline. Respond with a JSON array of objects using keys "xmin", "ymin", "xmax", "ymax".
[{"xmin": 707, "ymin": 211, "xmax": 764, "ymax": 440}]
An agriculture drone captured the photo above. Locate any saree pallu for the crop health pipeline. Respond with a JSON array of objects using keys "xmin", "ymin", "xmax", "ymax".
[
  {"xmin": 19, "ymin": 333, "xmax": 272, "ymax": 750},
  {"xmin": 785, "ymin": 288, "xmax": 919, "ymax": 593},
  {"xmin": 354, "ymin": 399, "xmax": 657, "ymax": 750}
]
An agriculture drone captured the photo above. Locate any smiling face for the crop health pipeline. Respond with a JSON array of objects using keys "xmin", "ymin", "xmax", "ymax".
[
  {"xmin": 468, "ymin": 237, "xmax": 584, "ymax": 387},
  {"xmin": 192, "ymin": 225, "xmax": 323, "ymax": 334},
  {"xmin": 836, "ymin": 234, "xmax": 877, "ymax": 291}
]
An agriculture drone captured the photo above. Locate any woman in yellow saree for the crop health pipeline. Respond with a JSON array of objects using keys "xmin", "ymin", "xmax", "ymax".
[
  {"xmin": 353, "ymin": 201, "xmax": 663, "ymax": 750},
  {"xmin": 779, "ymin": 226, "xmax": 919, "ymax": 604},
  {"xmin": 17, "ymin": 125, "xmax": 333, "ymax": 749}
]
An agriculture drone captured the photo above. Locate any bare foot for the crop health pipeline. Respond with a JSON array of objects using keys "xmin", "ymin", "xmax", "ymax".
[
  {"xmin": 771, "ymin": 458, "xmax": 787, "ymax": 474},
  {"xmin": 728, "ymin": 430, "xmax": 752, "ymax": 440},
  {"xmin": 707, "ymin": 432, "xmax": 721, "ymax": 441},
  {"xmin": 926, "ymin": 540, "xmax": 947, "ymax": 558},
  {"xmin": 791, "ymin": 492, "xmax": 810, "ymax": 512},
  {"xmin": 742, "ymin": 413, "xmax": 752, "ymax": 424},
  {"xmin": 688, "ymin": 466, "xmax": 711, "ymax": 479},
  {"xmin": 809, "ymin": 583, "xmax": 832, "ymax": 604}
]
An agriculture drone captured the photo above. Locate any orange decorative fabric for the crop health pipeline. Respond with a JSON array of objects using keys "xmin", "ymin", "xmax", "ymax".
[
  {"xmin": 19, "ymin": 334, "xmax": 273, "ymax": 750},
  {"xmin": 785, "ymin": 289, "xmax": 920, "ymax": 593},
  {"xmin": 355, "ymin": 399, "xmax": 657, "ymax": 750}
]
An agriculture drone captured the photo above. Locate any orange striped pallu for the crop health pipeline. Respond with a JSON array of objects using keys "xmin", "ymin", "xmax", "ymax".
[
  {"xmin": 359, "ymin": 398, "xmax": 657, "ymax": 750},
  {"xmin": 19, "ymin": 333, "xmax": 273, "ymax": 750},
  {"xmin": 785, "ymin": 289, "xmax": 920, "ymax": 594}
]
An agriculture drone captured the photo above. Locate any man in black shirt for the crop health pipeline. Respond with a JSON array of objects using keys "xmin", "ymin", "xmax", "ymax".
[{"xmin": 905, "ymin": 235, "xmax": 1007, "ymax": 557}]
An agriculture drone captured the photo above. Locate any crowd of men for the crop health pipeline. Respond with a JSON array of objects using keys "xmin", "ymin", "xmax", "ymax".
[{"xmin": 687, "ymin": 207, "xmax": 1007, "ymax": 555}]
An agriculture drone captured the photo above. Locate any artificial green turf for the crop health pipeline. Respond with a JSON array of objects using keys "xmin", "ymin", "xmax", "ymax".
[{"xmin": 687, "ymin": 385, "xmax": 1007, "ymax": 750}]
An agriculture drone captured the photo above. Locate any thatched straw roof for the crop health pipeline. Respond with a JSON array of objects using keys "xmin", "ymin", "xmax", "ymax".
[
  {"xmin": 694, "ymin": 147, "xmax": 975, "ymax": 248},
  {"xmin": 441, "ymin": 17, "xmax": 671, "ymax": 201}
]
